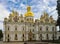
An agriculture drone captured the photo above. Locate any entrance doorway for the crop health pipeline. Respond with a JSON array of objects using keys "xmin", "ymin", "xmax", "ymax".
[{"xmin": 7, "ymin": 39, "xmax": 10, "ymax": 42}]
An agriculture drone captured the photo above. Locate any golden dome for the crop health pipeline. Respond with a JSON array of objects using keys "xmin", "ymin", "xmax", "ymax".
[
  {"xmin": 24, "ymin": 6, "xmax": 34, "ymax": 17},
  {"xmin": 25, "ymin": 11, "xmax": 34, "ymax": 17}
]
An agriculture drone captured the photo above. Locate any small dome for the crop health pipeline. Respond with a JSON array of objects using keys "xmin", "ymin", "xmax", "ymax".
[
  {"xmin": 24, "ymin": 6, "xmax": 34, "ymax": 17},
  {"xmin": 11, "ymin": 10, "xmax": 18, "ymax": 17}
]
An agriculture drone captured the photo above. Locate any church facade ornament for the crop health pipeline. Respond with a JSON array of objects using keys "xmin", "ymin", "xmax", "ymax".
[{"xmin": 3, "ymin": 6, "xmax": 57, "ymax": 42}]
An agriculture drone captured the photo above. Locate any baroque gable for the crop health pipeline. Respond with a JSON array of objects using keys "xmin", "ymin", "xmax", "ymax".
[{"xmin": 4, "ymin": 7, "xmax": 56, "ymax": 25}]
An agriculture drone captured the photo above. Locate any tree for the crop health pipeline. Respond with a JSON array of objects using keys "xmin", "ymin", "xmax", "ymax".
[
  {"xmin": 56, "ymin": 0, "xmax": 60, "ymax": 31},
  {"xmin": 0, "ymin": 30, "xmax": 3, "ymax": 40}
]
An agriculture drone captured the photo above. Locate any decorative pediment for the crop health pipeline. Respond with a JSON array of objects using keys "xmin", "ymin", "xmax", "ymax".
[
  {"xmin": 13, "ymin": 16, "xmax": 19, "ymax": 22},
  {"xmin": 4, "ymin": 7, "xmax": 56, "ymax": 24},
  {"xmin": 40, "ymin": 12, "xmax": 55, "ymax": 24}
]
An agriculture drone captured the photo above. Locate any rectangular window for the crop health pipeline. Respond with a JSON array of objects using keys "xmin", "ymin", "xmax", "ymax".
[{"xmin": 46, "ymin": 34, "xmax": 49, "ymax": 40}]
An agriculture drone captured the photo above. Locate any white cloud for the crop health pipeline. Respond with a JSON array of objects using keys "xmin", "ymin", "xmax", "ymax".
[
  {"xmin": 0, "ymin": 0, "xmax": 58, "ymax": 30},
  {"xmin": 0, "ymin": 4, "xmax": 10, "ymax": 21},
  {"xmin": 34, "ymin": 12, "xmax": 42, "ymax": 19},
  {"xmin": 0, "ymin": 23, "xmax": 3, "ymax": 30},
  {"xmin": 47, "ymin": 6, "xmax": 56, "ymax": 14},
  {"xmin": 0, "ymin": 4, "xmax": 10, "ymax": 30},
  {"xmin": 9, "ymin": 0, "xmax": 20, "ymax": 3},
  {"xmin": 20, "ymin": 3, "xmax": 25, "ymax": 7},
  {"xmin": 51, "ymin": 10, "xmax": 58, "ymax": 20}
]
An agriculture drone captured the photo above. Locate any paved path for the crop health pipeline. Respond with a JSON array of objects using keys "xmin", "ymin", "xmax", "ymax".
[
  {"xmin": 0, "ymin": 41, "xmax": 3, "ymax": 44},
  {"xmin": 0, "ymin": 41, "xmax": 60, "ymax": 44}
]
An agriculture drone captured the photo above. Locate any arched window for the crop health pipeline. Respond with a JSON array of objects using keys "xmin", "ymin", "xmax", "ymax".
[
  {"xmin": 52, "ymin": 27, "xmax": 54, "ymax": 31},
  {"xmin": 8, "ymin": 26, "xmax": 9, "ymax": 30},
  {"xmin": 40, "ymin": 27, "xmax": 42, "ymax": 31},
  {"xmin": 8, "ymin": 34, "xmax": 9, "ymax": 38},
  {"xmin": 45, "ymin": 18, "xmax": 49, "ymax": 23},
  {"xmin": 27, "ymin": 19, "xmax": 29, "ymax": 21},
  {"xmin": 23, "ymin": 27, "xmax": 24, "ymax": 31},
  {"xmin": 30, "ymin": 18, "xmax": 31, "ymax": 20},
  {"xmin": 39, "ymin": 34, "xmax": 42, "ymax": 40},
  {"xmin": 46, "ymin": 26, "xmax": 48, "ymax": 31},
  {"xmin": 15, "ymin": 34, "xmax": 17, "ymax": 40},
  {"xmin": 33, "ymin": 24, "xmax": 34, "ymax": 27},
  {"xmin": 46, "ymin": 34, "xmax": 49, "ymax": 40},
  {"xmin": 32, "ymin": 19, "xmax": 33, "ymax": 21},
  {"xmin": 40, "ymin": 21, "xmax": 43, "ymax": 23},
  {"xmin": 15, "ymin": 27, "xmax": 17, "ymax": 30},
  {"xmin": 33, "ymin": 34, "xmax": 35, "ymax": 38},
  {"xmin": 21, "ymin": 20, "xmax": 23, "ymax": 22},
  {"xmin": 7, "ymin": 34, "xmax": 10, "ymax": 42},
  {"xmin": 52, "ymin": 34, "xmax": 54, "ymax": 40},
  {"xmin": 33, "ymin": 29, "xmax": 34, "ymax": 32},
  {"xmin": 23, "ymin": 34, "xmax": 24, "ymax": 41}
]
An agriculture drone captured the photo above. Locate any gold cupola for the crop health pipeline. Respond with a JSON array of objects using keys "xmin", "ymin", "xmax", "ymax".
[
  {"xmin": 24, "ymin": 6, "xmax": 34, "ymax": 17},
  {"xmin": 10, "ymin": 10, "xmax": 15, "ymax": 17}
]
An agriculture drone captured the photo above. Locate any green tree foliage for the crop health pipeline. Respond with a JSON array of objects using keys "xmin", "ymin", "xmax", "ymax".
[
  {"xmin": 0, "ymin": 30, "xmax": 3, "ymax": 40},
  {"xmin": 57, "ymin": 0, "xmax": 60, "ymax": 31}
]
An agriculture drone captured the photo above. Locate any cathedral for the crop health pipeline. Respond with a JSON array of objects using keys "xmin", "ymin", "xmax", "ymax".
[{"xmin": 3, "ymin": 6, "xmax": 57, "ymax": 42}]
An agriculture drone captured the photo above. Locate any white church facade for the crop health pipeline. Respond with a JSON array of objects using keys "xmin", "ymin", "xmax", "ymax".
[{"xmin": 3, "ymin": 6, "xmax": 57, "ymax": 42}]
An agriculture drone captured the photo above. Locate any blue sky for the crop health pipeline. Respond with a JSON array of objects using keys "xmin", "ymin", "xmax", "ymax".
[{"xmin": 0, "ymin": 0, "xmax": 58, "ymax": 30}]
